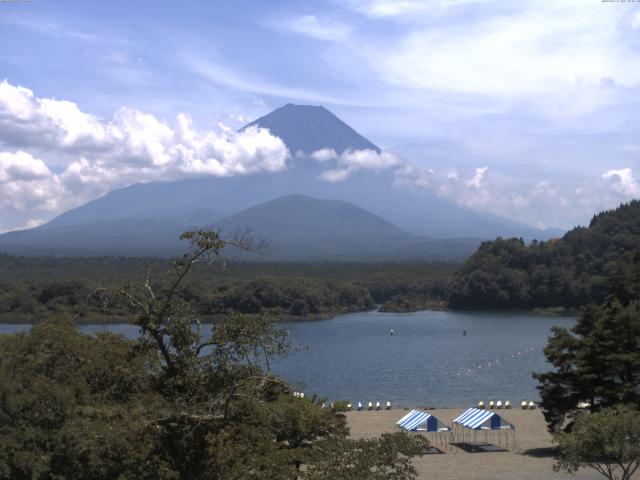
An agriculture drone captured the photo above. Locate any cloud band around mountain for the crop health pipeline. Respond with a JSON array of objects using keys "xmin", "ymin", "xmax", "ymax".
[{"xmin": 0, "ymin": 80, "xmax": 290, "ymax": 231}]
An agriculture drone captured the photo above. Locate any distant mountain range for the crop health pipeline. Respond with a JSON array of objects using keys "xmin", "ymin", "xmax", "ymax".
[
  {"xmin": 0, "ymin": 104, "xmax": 563, "ymax": 259},
  {"xmin": 0, "ymin": 194, "xmax": 480, "ymax": 260}
]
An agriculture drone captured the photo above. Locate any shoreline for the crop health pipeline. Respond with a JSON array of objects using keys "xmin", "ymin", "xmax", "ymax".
[{"xmin": 0, "ymin": 304, "xmax": 580, "ymax": 326}]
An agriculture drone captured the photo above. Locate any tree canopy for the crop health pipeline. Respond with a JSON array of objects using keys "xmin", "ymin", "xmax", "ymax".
[
  {"xmin": 0, "ymin": 230, "xmax": 427, "ymax": 479},
  {"xmin": 448, "ymin": 200, "xmax": 640, "ymax": 310},
  {"xmin": 534, "ymin": 300, "xmax": 640, "ymax": 431},
  {"xmin": 554, "ymin": 406, "xmax": 640, "ymax": 480}
]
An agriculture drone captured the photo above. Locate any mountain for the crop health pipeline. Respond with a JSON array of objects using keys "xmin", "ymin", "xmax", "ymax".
[
  {"xmin": 243, "ymin": 103, "xmax": 380, "ymax": 154},
  {"xmin": 214, "ymin": 194, "xmax": 478, "ymax": 260},
  {"xmin": 447, "ymin": 200, "xmax": 640, "ymax": 310},
  {"xmin": 0, "ymin": 195, "xmax": 480, "ymax": 260},
  {"xmin": 0, "ymin": 104, "xmax": 561, "ymax": 257}
]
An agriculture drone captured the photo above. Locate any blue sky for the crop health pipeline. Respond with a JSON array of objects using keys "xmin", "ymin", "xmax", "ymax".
[{"xmin": 1, "ymin": 0, "xmax": 640, "ymax": 232}]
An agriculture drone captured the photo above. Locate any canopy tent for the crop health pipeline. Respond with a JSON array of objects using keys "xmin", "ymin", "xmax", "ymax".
[
  {"xmin": 452, "ymin": 408, "xmax": 516, "ymax": 450},
  {"xmin": 396, "ymin": 410, "xmax": 452, "ymax": 448}
]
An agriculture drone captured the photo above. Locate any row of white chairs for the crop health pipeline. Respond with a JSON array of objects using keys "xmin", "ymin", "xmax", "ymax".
[
  {"xmin": 477, "ymin": 400, "xmax": 536, "ymax": 409},
  {"xmin": 478, "ymin": 400, "xmax": 511, "ymax": 409},
  {"xmin": 354, "ymin": 401, "xmax": 392, "ymax": 411},
  {"xmin": 319, "ymin": 401, "xmax": 392, "ymax": 410},
  {"xmin": 294, "ymin": 393, "xmax": 393, "ymax": 412}
]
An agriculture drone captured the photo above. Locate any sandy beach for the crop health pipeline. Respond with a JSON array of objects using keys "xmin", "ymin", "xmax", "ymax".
[{"xmin": 346, "ymin": 408, "xmax": 601, "ymax": 480}]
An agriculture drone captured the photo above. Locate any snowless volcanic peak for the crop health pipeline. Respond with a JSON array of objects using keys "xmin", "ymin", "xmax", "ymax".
[{"xmin": 243, "ymin": 104, "xmax": 380, "ymax": 154}]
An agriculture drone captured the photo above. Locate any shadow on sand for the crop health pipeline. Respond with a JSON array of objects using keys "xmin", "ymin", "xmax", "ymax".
[
  {"xmin": 520, "ymin": 447, "xmax": 559, "ymax": 458},
  {"xmin": 450, "ymin": 443, "xmax": 507, "ymax": 453}
]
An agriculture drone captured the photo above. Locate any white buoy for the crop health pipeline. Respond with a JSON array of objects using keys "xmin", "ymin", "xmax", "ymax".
[
  {"xmin": 347, "ymin": 402, "xmax": 352, "ymax": 410},
  {"xmin": 496, "ymin": 400, "xmax": 503, "ymax": 409},
  {"xmin": 300, "ymin": 392, "xmax": 305, "ymax": 399},
  {"xmin": 489, "ymin": 400, "xmax": 495, "ymax": 409},
  {"xmin": 375, "ymin": 401, "xmax": 381, "ymax": 410},
  {"xmin": 528, "ymin": 401, "xmax": 536, "ymax": 409},
  {"xmin": 521, "ymin": 400, "xmax": 528, "ymax": 409},
  {"xmin": 386, "ymin": 401, "xmax": 391, "ymax": 410},
  {"xmin": 478, "ymin": 400, "xmax": 485, "ymax": 409},
  {"xmin": 505, "ymin": 400, "xmax": 511, "ymax": 409},
  {"xmin": 368, "ymin": 401, "xmax": 373, "ymax": 410},
  {"xmin": 357, "ymin": 402, "xmax": 363, "ymax": 411}
]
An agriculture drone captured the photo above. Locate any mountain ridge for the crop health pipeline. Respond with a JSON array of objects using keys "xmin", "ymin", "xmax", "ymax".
[
  {"xmin": 0, "ymin": 194, "xmax": 481, "ymax": 260},
  {"xmin": 0, "ymin": 103, "xmax": 562, "ymax": 257}
]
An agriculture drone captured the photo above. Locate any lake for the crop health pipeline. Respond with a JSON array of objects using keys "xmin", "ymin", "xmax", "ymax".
[{"xmin": 0, "ymin": 310, "xmax": 574, "ymax": 408}]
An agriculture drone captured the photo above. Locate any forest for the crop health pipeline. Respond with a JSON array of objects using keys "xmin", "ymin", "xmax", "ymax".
[
  {"xmin": 0, "ymin": 254, "xmax": 455, "ymax": 323},
  {"xmin": 447, "ymin": 201, "xmax": 640, "ymax": 310},
  {"xmin": 0, "ymin": 231, "xmax": 428, "ymax": 479}
]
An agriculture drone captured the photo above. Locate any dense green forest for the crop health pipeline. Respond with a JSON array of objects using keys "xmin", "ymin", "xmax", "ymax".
[
  {"xmin": 0, "ymin": 254, "xmax": 455, "ymax": 322},
  {"xmin": 448, "ymin": 201, "xmax": 640, "ymax": 310},
  {"xmin": 0, "ymin": 231, "xmax": 427, "ymax": 479}
]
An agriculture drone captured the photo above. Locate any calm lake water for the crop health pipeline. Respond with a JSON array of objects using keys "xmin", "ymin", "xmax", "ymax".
[{"xmin": 0, "ymin": 310, "xmax": 574, "ymax": 408}]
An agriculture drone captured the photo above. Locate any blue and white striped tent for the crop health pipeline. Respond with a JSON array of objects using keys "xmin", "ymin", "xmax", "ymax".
[
  {"xmin": 396, "ymin": 410, "xmax": 439, "ymax": 432},
  {"xmin": 452, "ymin": 408, "xmax": 514, "ymax": 430},
  {"xmin": 452, "ymin": 408, "xmax": 516, "ymax": 449},
  {"xmin": 396, "ymin": 409, "xmax": 452, "ymax": 448}
]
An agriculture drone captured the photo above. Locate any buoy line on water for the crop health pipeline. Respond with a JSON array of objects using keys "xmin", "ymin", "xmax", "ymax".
[{"xmin": 454, "ymin": 346, "xmax": 538, "ymax": 377}]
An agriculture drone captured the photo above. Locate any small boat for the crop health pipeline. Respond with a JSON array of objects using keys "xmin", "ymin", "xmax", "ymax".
[{"xmin": 389, "ymin": 329, "xmax": 395, "ymax": 336}]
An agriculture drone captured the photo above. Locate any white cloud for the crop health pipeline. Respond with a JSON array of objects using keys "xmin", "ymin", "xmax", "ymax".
[
  {"xmin": 339, "ymin": 149, "xmax": 398, "ymax": 170},
  {"xmin": 0, "ymin": 80, "xmax": 290, "ymax": 231},
  {"xmin": 319, "ymin": 168, "xmax": 351, "ymax": 182},
  {"xmin": 310, "ymin": 148, "xmax": 338, "ymax": 162},
  {"xmin": 466, "ymin": 166, "xmax": 488, "ymax": 189},
  {"xmin": 394, "ymin": 163, "xmax": 493, "ymax": 208},
  {"xmin": 348, "ymin": 0, "xmax": 489, "ymax": 18},
  {"xmin": 0, "ymin": 151, "xmax": 62, "ymax": 214},
  {"xmin": 602, "ymin": 168, "xmax": 640, "ymax": 197},
  {"xmin": 285, "ymin": 15, "xmax": 350, "ymax": 42},
  {"xmin": 351, "ymin": 0, "xmax": 640, "ymax": 103},
  {"xmin": 512, "ymin": 194, "xmax": 529, "ymax": 209},
  {"xmin": 312, "ymin": 148, "xmax": 399, "ymax": 181},
  {"xmin": 182, "ymin": 55, "xmax": 362, "ymax": 106},
  {"xmin": 393, "ymin": 164, "xmax": 435, "ymax": 189}
]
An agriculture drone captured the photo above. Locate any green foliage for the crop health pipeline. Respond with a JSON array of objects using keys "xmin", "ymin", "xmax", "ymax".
[
  {"xmin": 0, "ymin": 253, "xmax": 455, "ymax": 323},
  {"xmin": 448, "ymin": 201, "xmax": 640, "ymax": 309},
  {"xmin": 205, "ymin": 276, "xmax": 375, "ymax": 319},
  {"xmin": 534, "ymin": 301, "xmax": 640, "ymax": 431},
  {"xmin": 0, "ymin": 231, "xmax": 426, "ymax": 479},
  {"xmin": 554, "ymin": 406, "xmax": 640, "ymax": 480},
  {"xmin": 0, "ymin": 318, "xmax": 169, "ymax": 479},
  {"xmin": 379, "ymin": 293, "xmax": 446, "ymax": 313},
  {"xmin": 301, "ymin": 432, "xmax": 428, "ymax": 480}
]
